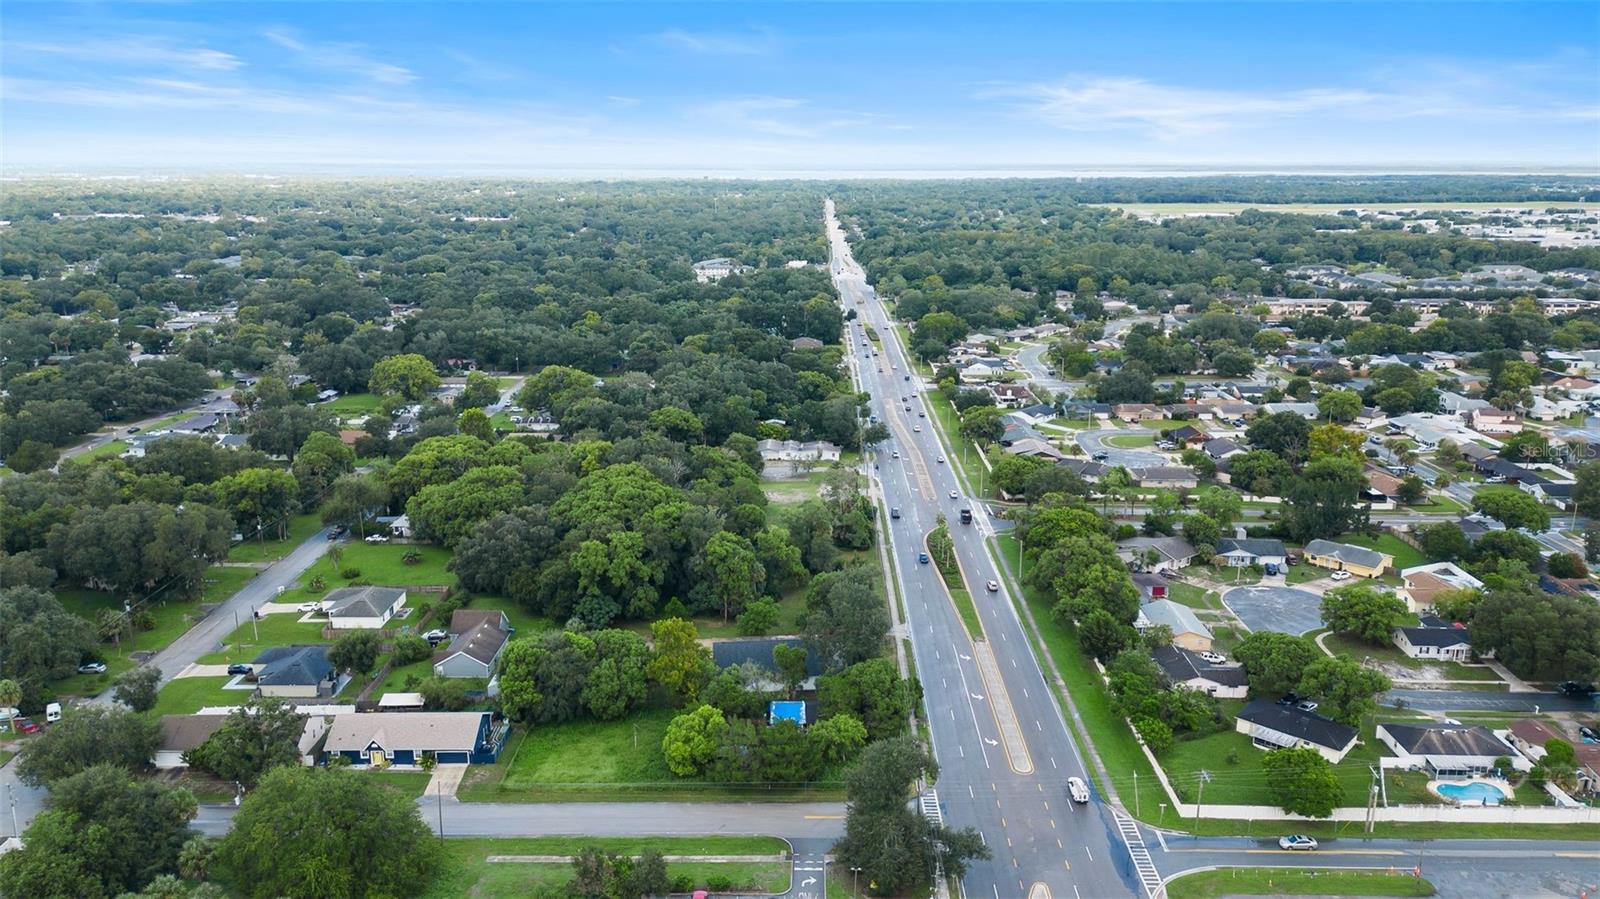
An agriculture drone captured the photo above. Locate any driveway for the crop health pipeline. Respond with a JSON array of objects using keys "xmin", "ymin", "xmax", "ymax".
[
  {"xmin": 1077, "ymin": 428, "xmax": 1165, "ymax": 469},
  {"xmin": 1222, "ymin": 585, "xmax": 1324, "ymax": 635},
  {"xmin": 174, "ymin": 663, "xmax": 236, "ymax": 679}
]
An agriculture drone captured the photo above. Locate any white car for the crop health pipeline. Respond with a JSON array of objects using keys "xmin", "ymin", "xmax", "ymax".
[
  {"xmin": 1278, "ymin": 835, "xmax": 1318, "ymax": 851},
  {"xmin": 949, "ymin": 490, "xmax": 958, "ymax": 499},
  {"xmin": 297, "ymin": 601, "xmax": 324, "ymax": 613},
  {"xmin": 1198, "ymin": 651, "xmax": 1226, "ymax": 664},
  {"xmin": 365, "ymin": 534, "xmax": 390, "ymax": 544},
  {"xmin": 913, "ymin": 425, "xmax": 922, "ymax": 432},
  {"xmin": 1329, "ymin": 570, "xmax": 1351, "ymax": 581},
  {"xmin": 1066, "ymin": 776, "xmax": 1090, "ymax": 804},
  {"xmin": 986, "ymin": 580, "xmax": 1000, "ymax": 593},
  {"xmin": 936, "ymin": 456, "xmax": 945, "ymax": 464}
]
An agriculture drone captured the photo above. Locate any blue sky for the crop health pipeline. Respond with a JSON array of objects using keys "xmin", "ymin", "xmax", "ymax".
[{"xmin": 3, "ymin": 2, "xmax": 1597, "ymax": 174}]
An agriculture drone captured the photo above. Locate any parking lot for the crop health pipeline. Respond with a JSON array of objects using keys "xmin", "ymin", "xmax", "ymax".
[{"xmin": 1222, "ymin": 584, "xmax": 1324, "ymax": 635}]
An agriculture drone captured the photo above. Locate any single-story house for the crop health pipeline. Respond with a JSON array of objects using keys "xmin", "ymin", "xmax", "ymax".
[
  {"xmin": 1364, "ymin": 469, "xmax": 1406, "ymax": 504},
  {"xmin": 1117, "ymin": 536, "xmax": 1197, "ymax": 573},
  {"xmin": 1438, "ymin": 391, "xmax": 1491, "ymax": 417},
  {"xmin": 155, "ymin": 714, "xmax": 229, "ymax": 769},
  {"xmin": 322, "ymin": 711, "xmax": 507, "ymax": 767},
  {"xmin": 1215, "ymin": 538, "xmax": 1287, "ymax": 569},
  {"xmin": 253, "ymin": 645, "xmax": 341, "ymax": 699},
  {"xmin": 1399, "ymin": 562, "xmax": 1483, "ymax": 613},
  {"xmin": 757, "ymin": 439, "xmax": 842, "ymax": 464},
  {"xmin": 711, "ymin": 637, "xmax": 824, "ymax": 691},
  {"xmin": 1303, "ymin": 539, "xmax": 1393, "ymax": 578},
  {"xmin": 1136, "ymin": 599, "xmax": 1213, "ymax": 652},
  {"xmin": 1521, "ymin": 479, "xmax": 1576, "ymax": 511},
  {"xmin": 1114, "ymin": 404, "xmax": 1167, "ymax": 423},
  {"xmin": 1260, "ymin": 402, "xmax": 1320, "ymax": 420},
  {"xmin": 1057, "ymin": 458, "xmax": 1108, "ymax": 482},
  {"xmin": 1152, "ymin": 645, "xmax": 1248, "ymax": 699},
  {"xmin": 324, "ymin": 586, "xmax": 407, "ymax": 630},
  {"xmin": 1131, "ymin": 572, "xmax": 1168, "ymax": 601},
  {"xmin": 1235, "ymin": 699, "xmax": 1360, "ymax": 763},
  {"xmin": 1376, "ymin": 723, "xmax": 1524, "ymax": 776},
  {"xmin": 389, "ymin": 514, "xmax": 414, "ymax": 538},
  {"xmin": 989, "ymin": 384, "xmax": 1035, "ymax": 409},
  {"xmin": 791, "ymin": 336, "xmax": 824, "ymax": 350},
  {"xmin": 1471, "ymin": 408, "xmax": 1523, "ymax": 434},
  {"xmin": 434, "ymin": 617, "xmax": 510, "ymax": 679},
  {"xmin": 1202, "ymin": 438, "xmax": 1245, "ymax": 461},
  {"xmin": 1168, "ymin": 425, "xmax": 1210, "ymax": 447},
  {"xmin": 1130, "ymin": 466, "xmax": 1198, "ymax": 489},
  {"xmin": 451, "ymin": 608, "xmax": 512, "ymax": 634},
  {"xmin": 1504, "ymin": 719, "xmax": 1567, "ymax": 764},
  {"xmin": 1393, "ymin": 624, "xmax": 1473, "ymax": 662}
]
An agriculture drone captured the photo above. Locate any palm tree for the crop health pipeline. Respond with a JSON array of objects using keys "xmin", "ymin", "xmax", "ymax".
[
  {"xmin": 327, "ymin": 542, "xmax": 345, "ymax": 573},
  {"xmin": 0, "ymin": 680, "xmax": 19, "ymax": 733}
]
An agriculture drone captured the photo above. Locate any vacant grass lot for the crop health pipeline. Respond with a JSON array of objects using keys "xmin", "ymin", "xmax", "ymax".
[
  {"xmin": 324, "ymin": 392, "xmax": 386, "ymax": 418},
  {"xmin": 55, "ymin": 586, "xmax": 206, "ymax": 695},
  {"xmin": 1167, "ymin": 582, "xmax": 1220, "ymax": 610},
  {"xmin": 288, "ymin": 543, "xmax": 456, "ymax": 598},
  {"xmin": 227, "ymin": 509, "xmax": 326, "ymax": 562},
  {"xmin": 1161, "ymin": 708, "xmax": 1386, "ymax": 807},
  {"xmin": 1164, "ymin": 867, "xmax": 1436, "ymax": 898},
  {"xmin": 67, "ymin": 438, "xmax": 128, "ymax": 463},
  {"xmin": 418, "ymin": 837, "xmax": 790, "ymax": 899},
  {"xmin": 197, "ymin": 614, "xmax": 329, "ymax": 664},
  {"xmin": 201, "ymin": 566, "xmax": 257, "ymax": 603},
  {"xmin": 1339, "ymin": 533, "xmax": 1428, "ymax": 572},
  {"xmin": 149, "ymin": 677, "xmax": 242, "ymax": 716},
  {"xmin": 459, "ymin": 710, "xmax": 845, "ymax": 803}
]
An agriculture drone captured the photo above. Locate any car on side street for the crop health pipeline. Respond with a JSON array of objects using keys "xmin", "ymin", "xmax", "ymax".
[
  {"xmin": 1278, "ymin": 835, "xmax": 1318, "ymax": 851},
  {"xmin": 77, "ymin": 661, "xmax": 107, "ymax": 674},
  {"xmin": 14, "ymin": 719, "xmax": 40, "ymax": 735},
  {"xmin": 364, "ymin": 533, "xmax": 389, "ymax": 543}
]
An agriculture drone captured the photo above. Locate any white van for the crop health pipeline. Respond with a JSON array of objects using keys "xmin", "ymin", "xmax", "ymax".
[
  {"xmin": 1066, "ymin": 776, "xmax": 1090, "ymax": 804},
  {"xmin": 44, "ymin": 702, "xmax": 62, "ymax": 723}
]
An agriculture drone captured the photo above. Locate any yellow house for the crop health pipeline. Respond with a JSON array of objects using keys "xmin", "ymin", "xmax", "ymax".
[{"xmin": 1303, "ymin": 539, "xmax": 1393, "ymax": 579}]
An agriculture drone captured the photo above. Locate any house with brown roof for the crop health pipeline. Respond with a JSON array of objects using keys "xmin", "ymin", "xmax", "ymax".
[
  {"xmin": 1114, "ymin": 404, "xmax": 1167, "ymax": 423},
  {"xmin": 1399, "ymin": 563, "xmax": 1483, "ymax": 613},
  {"xmin": 155, "ymin": 714, "xmax": 230, "ymax": 769}
]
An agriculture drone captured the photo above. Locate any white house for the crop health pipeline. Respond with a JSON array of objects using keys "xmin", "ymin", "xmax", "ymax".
[
  {"xmin": 1117, "ymin": 536, "xmax": 1197, "ymax": 573},
  {"xmin": 1393, "ymin": 625, "xmax": 1473, "ymax": 662},
  {"xmin": 1471, "ymin": 408, "xmax": 1523, "ymax": 434},
  {"xmin": 1153, "ymin": 646, "xmax": 1248, "ymax": 699},
  {"xmin": 1214, "ymin": 538, "xmax": 1287, "ymax": 569},
  {"xmin": 389, "ymin": 514, "xmax": 414, "ymax": 539},
  {"xmin": 1399, "ymin": 562, "xmax": 1483, "ymax": 614},
  {"xmin": 756, "ymin": 439, "xmax": 842, "ymax": 464},
  {"xmin": 1377, "ymin": 723, "xmax": 1526, "ymax": 776},
  {"xmin": 324, "ymin": 586, "xmax": 407, "ymax": 630},
  {"xmin": 1236, "ymin": 700, "xmax": 1359, "ymax": 763}
]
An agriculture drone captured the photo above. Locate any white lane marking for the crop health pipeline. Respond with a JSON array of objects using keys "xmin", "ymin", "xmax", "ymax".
[
  {"xmin": 1050, "ymin": 757, "xmax": 1057, "ymax": 769},
  {"xmin": 1085, "ymin": 847, "xmax": 1093, "ymax": 862},
  {"xmin": 1035, "ymin": 719, "xmax": 1042, "ymax": 731}
]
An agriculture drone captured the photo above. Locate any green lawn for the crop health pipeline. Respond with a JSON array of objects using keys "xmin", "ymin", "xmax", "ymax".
[
  {"xmin": 373, "ymin": 658, "xmax": 434, "ymax": 695},
  {"xmin": 1161, "ymin": 711, "xmax": 1386, "ymax": 807},
  {"xmin": 367, "ymin": 770, "xmax": 435, "ymax": 798},
  {"xmin": 67, "ymin": 439, "xmax": 128, "ymax": 464},
  {"xmin": 201, "ymin": 566, "xmax": 257, "ymax": 603},
  {"xmin": 325, "ymin": 392, "xmax": 386, "ymax": 417},
  {"xmin": 623, "ymin": 591, "xmax": 803, "ymax": 641},
  {"xmin": 1185, "ymin": 564, "xmax": 1262, "ymax": 586},
  {"xmin": 1164, "ymin": 868, "xmax": 1435, "ymax": 898},
  {"xmin": 1285, "ymin": 563, "xmax": 1326, "ymax": 585},
  {"xmin": 287, "ymin": 543, "xmax": 456, "ymax": 598},
  {"xmin": 418, "ymin": 837, "xmax": 789, "ymax": 899},
  {"xmin": 451, "ymin": 595, "xmax": 554, "ymax": 639},
  {"xmin": 149, "ymin": 677, "xmax": 244, "ymax": 717},
  {"xmin": 1167, "ymin": 582, "xmax": 1220, "ymax": 610},
  {"xmin": 228, "ymin": 509, "xmax": 327, "ymax": 562},
  {"xmin": 459, "ymin": 710, "xmax": 844, "ymax": 802},
  {"xmin": 1338, "ymin": 533, "xmax": 1428, "ymax": 571},
  {"xmin": 1106, "ymin": 433, "xmax": 1155, "ymax": 448},
  {"xmin": 54, "ymin": 587, "xmax": 206, "ymax": 695},
  {"xmin": 1320, "ymin": 633, "xmax": 1503, "ymax": 681},
  {"xmin": 197, "ymin": 615, "xmax": 330, "ymax": 664}
]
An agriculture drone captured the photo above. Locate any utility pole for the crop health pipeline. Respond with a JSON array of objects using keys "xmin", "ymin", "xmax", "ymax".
[
  {"xmin": 1133, "ymin": 771, "xmax": 1139, "ymax": 817},
  {"xmin": 1196, "ymin": 769, "xmax": 1211, "ymax": 824},
  {"xmin": 1366, "ymin": 765, "xmax": 1380, "ymax": 833}
]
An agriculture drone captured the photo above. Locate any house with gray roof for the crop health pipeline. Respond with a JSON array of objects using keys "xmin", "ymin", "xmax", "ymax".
[
  {"xmin": 1117, "ymin": 537, "xmax": 1197, "ymax": 573},
  {"xmin": 1202, "ymin": 437, "xmax": 1245, "ymax": 461},
  {"xmin": 1136, "ymin": 599, "xmax": 1212, "ymax": 652},
  {"xmin": 1236, "ymin": 700, "xmax": 1359, "ymax": 763},
  {"xmin": 712, "ymin": 637, "xmax": 822, "ymax": 690},
  {"xmin": 323, "ymin": 711, "xmax": 507, "ymax": 766},
  {"xmin": 1215, "ymin": 538, "xmax": 1287, "ymax": 569},
  {"xmin": 1377, "ymin": 723, "xmax": 1524, "ymax": 776},
  {"xmin": 253, "ymin": 645, "xmax": 340, "ymax": 699},
  {"xmin": 1153, "ymin": 646, "xmax": 1248, "ymax": 699},
  {"xmin": 324, "ymin": 586, "xmax": 407, "ymax": 630},
  {"xmin": 433, "ymin": 618, "xmax": 509, "ymax": 679},
  {"xmin": 1303, "ymin": 539, "xmax": 1392, "ymax": 578}
]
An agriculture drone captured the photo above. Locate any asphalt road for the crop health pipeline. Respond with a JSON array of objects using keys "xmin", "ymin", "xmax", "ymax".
[
  {"xmin": 1384, "ymin": 688, "xmax": 1599, "ymax": 713},
  {"xmin": 1075, "ymin": 428, "xmax": 1165, "ymax": 469},
  {"xmin": 830, "ymin": 201, "xmax": 1139, "ymax": 899},
  {"xmin": 55, "ymin": 387, "xmax": 236, "ymax": 467},
  {"xmin": 1014, "ymin": 344, "xmax": 1072, "ymax": 397}
]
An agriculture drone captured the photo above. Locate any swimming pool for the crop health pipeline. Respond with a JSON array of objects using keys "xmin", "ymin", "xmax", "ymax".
[{"xmin": 1434, "ymin": 781, "xmax": 1507, "ymax": 804}]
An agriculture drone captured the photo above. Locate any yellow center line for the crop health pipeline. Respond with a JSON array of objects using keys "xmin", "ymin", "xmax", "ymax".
[{"xmin": 802, "ymin": 815, "xmax": 844, "ymax": 820}]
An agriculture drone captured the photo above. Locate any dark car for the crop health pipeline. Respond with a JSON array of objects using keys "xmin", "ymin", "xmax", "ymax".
[
  {"xmin": 890, "ymin": 508, "xmax": 901, "ymax": 519},
  {"xmin": 1578, "ymin": 725, "xmax": 1599, "ymax": 743},
  {"xmin": 1277, "ymin": 692, "xmax": 1301, "ymax": 707},
  {"xmin": 328, "ymin": 525, "xmax": 348, "ymax": 539},
  {"xmin": 227, "ymin": 663, "xmax": 253, "ymax": 676},
  {"xmin": 1558, "ymin": 681, "xmax": 1596, "ymax": 697}
]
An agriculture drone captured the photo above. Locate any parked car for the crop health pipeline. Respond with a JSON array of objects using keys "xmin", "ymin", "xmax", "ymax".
[
  {"xmin": 1066, "ymin": 776, "xmax": 1090, "ymax": 804},
  {"xmin": 1198, "ymin": 651, "xmax": 1226, "ymax": 664},
  {"xmin": 986, "ymin": 580, "xmax": 1000, "ymax": 593},
  {"xmin": 1558, "ymin": 681, "xmax": 1596, "ymax": 697},
  {"xmin": 297, "ymin": 601, "xmax": 325, "ymax": 612},
  {"xmin": 1091, "ymin": 452, "xmax": 1109, "ymax": 461},
  {"xmin": 1329, "ymin": 570, "xmax": 1352, "ymax": 581},
  {"xmin": 76, "ymin": 661, "xmax": 107, "ymax": 674},
  {"xmin": 1296, "ymin": 700, "xmax": 1319, "ymax": 712},
  {"xmin": 227, "ymin": 663, "xmax": 253, "ymax": 676},
  {"xmin": 423, "ymin": 629, "xmax": 449, "ymax": 645},
  {"xmin": 1277, "ymin": 692, "xmax": 1300, "ymax": 707},
  {"xmin": 365, "ymin": 533, "xmax": 389, "ymax": 543},
  {"xmin": 1578, "ymin": 725, "xmax": 1599, "ymax": 743},
  {"xmin": 14, "ymin": 719, "xmax": 39, "ymax": 735},
  {"xmin": 1278, "ymin": 835, "xmax": 1318, "ymax": 851},
  {"xmin": 328, "ymin": 525, "xmax": 348, "ymax": 539}
]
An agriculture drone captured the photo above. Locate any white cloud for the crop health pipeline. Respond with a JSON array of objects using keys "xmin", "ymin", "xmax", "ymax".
[
  {"xmin": 14, "ymin": 38, "xmax": 242, "ymax": 72},
  {"xmin": 653, "ymin": 28, "xmax": 777, "ymax": 57},
  {"xmin": 607, "ymin": 96, "xmax": 641, "ymax": 107},
  {"xmin": 690, "ymin": 96, "xmax": 883, "ymax": 139},
  {"xmin": 263, "ymin": 29, "xmax": 416, "ymax": 85}
]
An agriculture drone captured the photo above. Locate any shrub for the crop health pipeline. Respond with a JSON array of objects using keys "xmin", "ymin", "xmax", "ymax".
[
  {"xmin": 402, "ymin": 550, "xmax": 422, "ymax": 566},
  {"xmin": 308, "ymin": 576, "xmax": 327, "ymax": 592},
  {"xmin": 340, "ymin": 567, "xmax": 362, "ymax": 579},
  {"xmin": 705, "ymin": 876, "xmax": 733, "ymax": 892},
  {"xmin": 389, "ymin": 634, "xmax": 432, "ymax": 666}
]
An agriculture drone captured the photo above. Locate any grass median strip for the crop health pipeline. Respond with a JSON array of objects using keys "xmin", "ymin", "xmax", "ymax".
[
  {"xmin": 419, "ymin": 837, "xmax": 790, "ymax": 899},
  {"xmin": 1163, "ymin": 867, "xmax": 1436, "ymax": 897}
]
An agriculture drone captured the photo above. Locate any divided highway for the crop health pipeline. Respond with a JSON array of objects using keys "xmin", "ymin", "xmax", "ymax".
[{"xmin": 828, "ymin": 202, "xmax": 1143, "ymax": 899}]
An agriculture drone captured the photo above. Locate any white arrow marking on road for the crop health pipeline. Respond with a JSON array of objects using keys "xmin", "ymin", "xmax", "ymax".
[
  {"xmin": 985, "ymin": 738, "xmax": 999, "ymax": 746},
  {"xmin": 802, "ymin": 877, "xmax": 817, "ymax": 887},
  {"xmin": 971, "ymin": 693, "xmax": 985, "ymax": 700},
  {"xmin": 959, "ymin": 653, "xmax": 972, "ymax": 660}
]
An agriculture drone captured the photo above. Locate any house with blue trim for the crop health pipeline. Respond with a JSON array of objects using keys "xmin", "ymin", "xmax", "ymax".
[{"xmin": 321, "ymin": 711, "xmax": 507, "ymax": 767}]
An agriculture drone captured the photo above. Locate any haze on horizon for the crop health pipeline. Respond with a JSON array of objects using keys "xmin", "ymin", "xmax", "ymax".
[{"xmin": 3, "ymin": 1, "xmax": 1598, "ymax": 175}]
